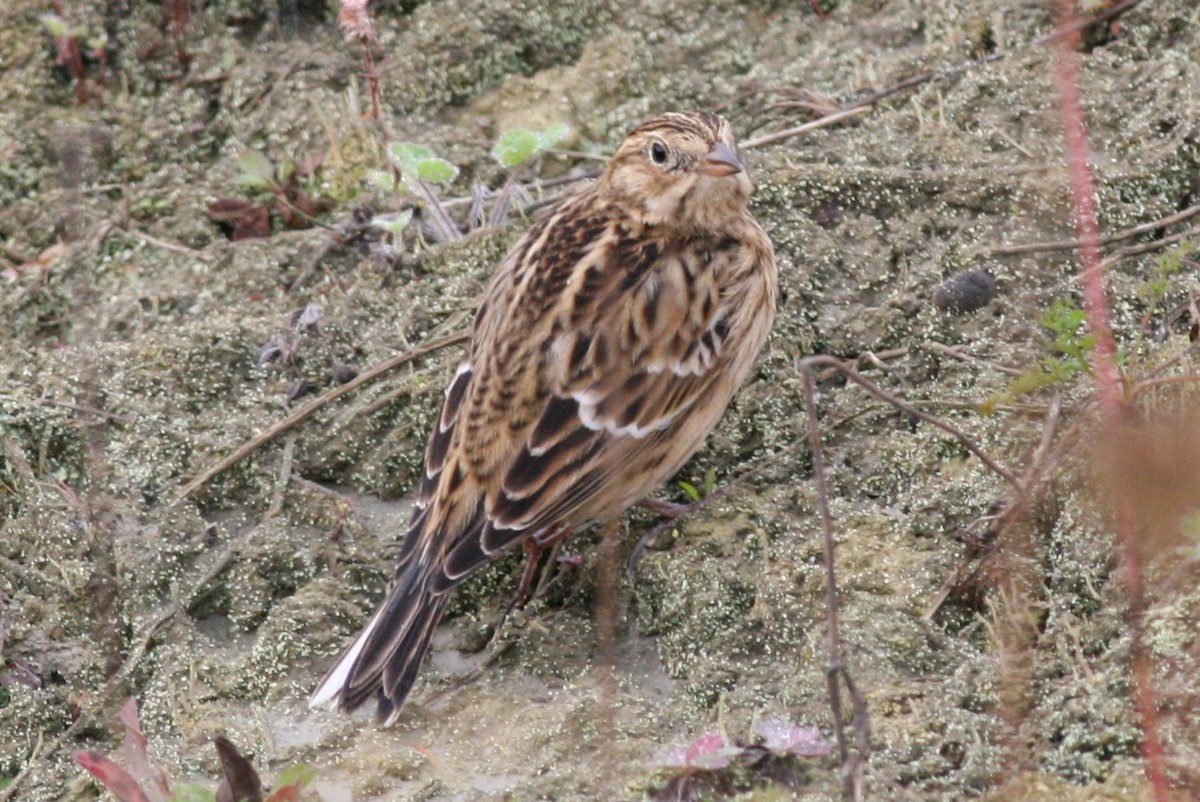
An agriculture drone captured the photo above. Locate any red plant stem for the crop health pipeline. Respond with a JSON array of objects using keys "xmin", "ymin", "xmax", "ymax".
[
  {"xmin": 1051, "ymin": 2, "xmax": 1168, "ymax": 799},
  {"xmin": 361, "ymin": 44, "xmax": 382, "ymax": 126},
  {"xmin": 1052, "ymin": 8, "xmax": 1120, "ymax": 410}
]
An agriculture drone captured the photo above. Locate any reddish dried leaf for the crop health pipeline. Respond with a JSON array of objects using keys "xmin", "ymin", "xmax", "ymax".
[
  {"xmin": 752, "ymin": 718, "xmax": 831, "ymax": 758},
  {"xmin": 287, "ymin": 189, "xmax": 316, "ymax": 223},
  {"xmin": 232, "ymin": 205, "xmax": 271, "ymax": 240},
  {"xmin": 213, "ymin": 736, "xmax": 263, "ymax": 802},
  {"xmin": 75, "ymin": 751, "xmax": 153, "ymax": 802},
  {"xmin": 206, "ymin": 197, "xmax": 255, "ymax": 222},
  {"xmin": 263, "ymin": 782, "xmax": 302, "ymax": 802},
  {"xmin": 684, "ymin": 733, "xmax": 738, "ymax": 770},
  {"xmin": 119, "ymin": 698, "xmax": 172, "ymax": 802}
]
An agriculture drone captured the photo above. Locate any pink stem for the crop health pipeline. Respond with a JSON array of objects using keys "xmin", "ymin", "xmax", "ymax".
[{"xmin": 1051, "ymin": 2, "xmax": 1168, "ymax": 798}]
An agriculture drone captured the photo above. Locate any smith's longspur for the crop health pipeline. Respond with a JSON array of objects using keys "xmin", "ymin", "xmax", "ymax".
[{"xmin": 311, "ymin": 111, "xmax": 778, "ymax": 724}]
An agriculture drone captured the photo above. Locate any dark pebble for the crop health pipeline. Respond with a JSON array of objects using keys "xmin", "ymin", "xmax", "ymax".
[{"xmin": 933, "ymin": 271, "xmax": 997, "ymax": 313}]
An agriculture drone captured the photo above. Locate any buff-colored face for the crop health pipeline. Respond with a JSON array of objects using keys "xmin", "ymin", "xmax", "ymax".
[{"xmin": 601, "ymin": 111, "xmax": 754, "ymax": 232}]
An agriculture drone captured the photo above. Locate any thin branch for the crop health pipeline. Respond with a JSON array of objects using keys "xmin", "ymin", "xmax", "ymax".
[
  {"xmin": 264, "ymin": 435, "xmax": 295, "ymax": 519},
  {"xmin": 29, "ymin": 397, "xmax": 134, "ymax": 425},
  {"xmin": 443, "ymin": 0, "xmax": 1146, "ymax": 237},
  {"xmin": 927, "ymin": 342, "xmax": 1023, "ymax": 377},
  {"xmin": 1127, "ymin": 374, "xmax": 1200, "ymax": 403},
  {"xmin": 171, "ymin": 330, "xmax": 468, "ymax": 504},
  {"xmin": 845, "ymin": 0, "xmax": 1143, "ymax": 116},
  {"xmin": 412, "ymin": 179, "xmax": 461, "ymax": 243},
  {"xmin": 800, "ymin": 363, "xmax": 868, "ymax": 801},
  {"xmin": 1107, "ymin": 225, "xmax": 1200, "ymax": 261},
  {"xmin": 992, "ymin": 201, "xmax": 1200, "ymax": 256},
  {"xmin": 118, "ymin": 226, "xmax": 215, "ymax": 261},
  {"xmin": 801, "ymin": 355, "xmax": 1020, "ymax": 487},
  {"xmin": 1036, "ymin": 0, "xmax": 1145, "ymax": 47},
  {"xmin": 740, "ymin": 106, "xmax": 872, "ymax": 150},
  {"xmin": 288, "ymin": 208, "xmax": 375, "ymax": 293},
  {"xmin": 735, "ymin": 0, "xmax": 1146, "ymax": 157}
]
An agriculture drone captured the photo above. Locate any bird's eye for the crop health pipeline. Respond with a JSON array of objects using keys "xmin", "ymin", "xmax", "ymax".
[{"xmin": 649, "ymin": 141, "xmax": 669, "ymax": 165}]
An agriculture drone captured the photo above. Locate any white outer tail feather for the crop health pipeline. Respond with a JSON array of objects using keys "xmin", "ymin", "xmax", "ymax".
[{"xmin": 308, "ymin": 605, "xmax": 386, "ymax": 708}]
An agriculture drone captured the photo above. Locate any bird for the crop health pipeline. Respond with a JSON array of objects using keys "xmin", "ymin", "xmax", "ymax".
[{"xmin": 310, "ymin": 111, "xmax": 778, "ymax": 724}]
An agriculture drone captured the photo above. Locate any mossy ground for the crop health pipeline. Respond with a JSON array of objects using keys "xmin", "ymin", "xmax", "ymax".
[{"xmin": 2, "ymin": 0, "xmax": 1200, "ymax": 799}]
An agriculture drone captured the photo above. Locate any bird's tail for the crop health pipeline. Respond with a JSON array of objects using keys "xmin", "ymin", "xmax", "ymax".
[{"xmin": 309, "ymin": 568, "xmax": 449, "ymax": 725}]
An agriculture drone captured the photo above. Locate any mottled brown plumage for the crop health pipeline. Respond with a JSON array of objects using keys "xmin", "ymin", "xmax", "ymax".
[{"xmin": 310, "ymin": 111, "xmax": 778, "ymax": 724}]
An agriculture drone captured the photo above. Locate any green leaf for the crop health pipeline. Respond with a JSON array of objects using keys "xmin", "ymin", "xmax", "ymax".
[
  {"xmin": 276, "ymin": 158, "xmax": 295, "ymax": 186},
  {"xmin": 173, "ymin": 784, "xmax": 218, "ymax": 802},
  {"xmin": 39, "ymin": 13, "xmax": 68, "ymax": 37},
  {"xmin": 702, "ymin": 467, "xmax": 717, "ymax": 497},
  {"xmin": 388, "ymin": 142, "xmax": 434, "ymax": 173},
  {"xmin": 534, "ymin": 122, "xmax": 571, "ymax": 151},
  {"xmin": 274, "ymin": 764, "xmax": 317, "ymax": 790},
  {"xmin": 235, "ymin": 150, "xmax": 275, "ymax": 188},
  {"xmin": 233, "ymin": 174, "xmax": 273, "ymax": 189},
  {"xmin": 492, "ymin": 128, "xmax": 539, "ymax": 167},
  {"xmin": 678, "ymin": 481, "xmax": 702, "ymax": 503},
  {"xmin": 370, "ymin": 209, "xmax": 413, "ymax": 236},
  {"xmin": 415, "ymin": 157, "xmax": 458, "ymax": 183},
  {"xmin": 366, "ymin": 169, "xmax": 398, "ymax": 193}
]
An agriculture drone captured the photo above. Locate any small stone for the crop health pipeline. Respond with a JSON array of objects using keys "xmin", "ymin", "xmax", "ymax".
[
  {"xmin": 933, "ymin": 270, "xmax": 997, "ymax": 313},
  {"xmin": 331, "ymin": 360, "xmax": 359, "ymax": 384}
]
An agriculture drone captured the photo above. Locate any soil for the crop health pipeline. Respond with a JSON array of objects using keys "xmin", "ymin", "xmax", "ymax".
[{"xmin": 2, "ymin": 0, "xmax": 1200, "ymax": 800}]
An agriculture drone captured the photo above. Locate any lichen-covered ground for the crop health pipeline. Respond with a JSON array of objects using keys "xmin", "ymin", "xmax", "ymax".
[{"xmin": 2, "ymin": 0, "xmax": 1200, "ymax": 799}]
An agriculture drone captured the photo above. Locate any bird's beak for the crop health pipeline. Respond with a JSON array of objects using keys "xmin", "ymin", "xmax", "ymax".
[{"xmin": 700, "ymin": 142, "xmax": 744, "ymax": 177}]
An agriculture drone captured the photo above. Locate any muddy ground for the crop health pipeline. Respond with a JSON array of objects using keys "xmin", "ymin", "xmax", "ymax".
[{"xmin": 2, "ymin": 0, "xmax": 1200, "ymax": 799}]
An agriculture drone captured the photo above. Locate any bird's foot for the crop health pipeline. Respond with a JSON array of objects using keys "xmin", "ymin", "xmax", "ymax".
[
  {"xmin": 636, "ymin": 497, "xmax": 691, "ymax": 520},
  {"xmin": 496, "ymin": 523, "xmax": 573, "ymax": 629}
]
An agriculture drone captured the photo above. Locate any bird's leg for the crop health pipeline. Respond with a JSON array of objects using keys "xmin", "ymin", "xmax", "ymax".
[
  {"xmin": 636, "ymin": 497, "xmax": 690, "ymax": 520},
  {"xmin": 501, "ymin": 523, "xmax": 572, "ymax": 625},
  {"xmin": 514, "ymin": 538, "xmax": 544, "ymax": 609},
  {"xmin": 628, "ymin": 486, "xmax": 732, "ymax": 571}
]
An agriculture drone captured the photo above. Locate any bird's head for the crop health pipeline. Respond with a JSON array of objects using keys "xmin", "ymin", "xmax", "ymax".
[{"xmin": 600, "ymin": 111, "xmax": 753, "ymax": 234}]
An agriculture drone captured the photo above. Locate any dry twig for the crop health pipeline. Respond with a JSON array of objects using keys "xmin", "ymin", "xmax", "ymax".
[
  {"xmin": 172, "ymin": 330, "xmax": 468, "ymax": 504},
  {"xmin": 800, "ymin": 361, "xmax": 868, "ymax": 801},
  {"xmin": 992, "ymin": 201, "xmax": 1200, "ymax": 256}
]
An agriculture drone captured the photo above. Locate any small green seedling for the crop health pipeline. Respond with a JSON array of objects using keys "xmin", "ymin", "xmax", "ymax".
[
  {"xmin": 368, "ymin": 141, "xmax": 462, "ymax": 243},
  {"xmin": 983, "ymin": 298, "xmax": 1113, "ymax": 412},
  {"xmin": 492, "ymin": 123, "xmax": 571, "ymax": 168},
  {"xmin": 387, "ymin": 142, "xmax": 459, "ymax": 188},
  {"xmin": 679, "ymin": 466, "xmax": 718, "ymax": 502},
  {"xmin": 1134, "ymin": 243, "xmax": 1191, "ymax": 317},
  {"xmin": 370, "ymin": 209, "xmax": 414, "ymax": 238}
]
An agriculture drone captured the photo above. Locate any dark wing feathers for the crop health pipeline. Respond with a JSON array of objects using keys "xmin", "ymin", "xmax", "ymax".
[
  {"xmin": 392, "ymin": 362, "xmax": 472, "ymax": 573},
  {"xmin": 429, "ymin": 235, "xmax": 735, "ymax": 591}
]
